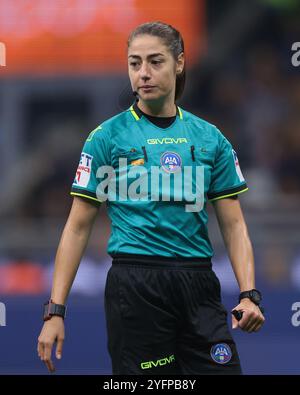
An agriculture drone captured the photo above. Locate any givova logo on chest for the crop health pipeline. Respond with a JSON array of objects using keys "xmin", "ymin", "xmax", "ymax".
[{"xmin": 147, "ymin": 137, "xmax": 188, "ymax": 145}]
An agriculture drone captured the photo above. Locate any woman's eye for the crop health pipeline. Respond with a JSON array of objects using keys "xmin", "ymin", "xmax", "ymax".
[
  {"xmin": 130, "ymin": 61, "xmax": 141, "ymax": 67},
  {"xmin": 152, "ymin": 60, "xmax": 161, "ymax": 65}
]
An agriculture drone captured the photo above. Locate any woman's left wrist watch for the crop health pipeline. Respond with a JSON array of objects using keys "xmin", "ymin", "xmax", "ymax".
[
  {"xmin": 239, "ymin": 289, "xmax": 262, "ymax": 305},
  {"xmin": 43, "ymin": 299, "xmax": 67, "ymax": 321}
]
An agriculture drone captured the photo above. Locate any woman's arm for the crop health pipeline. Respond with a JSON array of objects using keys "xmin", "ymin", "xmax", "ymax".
[
  {"xmin": 212, "ymin": 197, "xmax": 265, "ymax": 332},
  {"xmin": 38, "ymin": 196, "xmax": 100, "ymax": 372},
  {"xmin": 50, "ymin": 196, "xmax": 100, "ymax": 305},
  {"xmin": 213, "ymin": 197, "xmax": 254, "ymax": 292}
]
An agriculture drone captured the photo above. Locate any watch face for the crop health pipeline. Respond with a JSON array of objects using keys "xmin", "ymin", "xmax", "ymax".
[
  {"xmin": 251, "ymin": 290, "xmax": 262, "ymax": 304},
  {"xmin": 43, "ymin": 303, "xmax": 51, "ymax": 320}
]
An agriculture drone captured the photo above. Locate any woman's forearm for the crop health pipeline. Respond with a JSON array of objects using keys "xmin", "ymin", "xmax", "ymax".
[
  {"xmin": 50, "ymin": 220, "xmax": 94, "ymax": 305},
  {"xmin": 213, "ymin": 198, "xmax": 255, "ymax": 292},
  {"xmin": 222, "ymin": 219, "xmax": 255, "ymax": 292},
  {"xmin": 50, "ymin": 197, "xmax": 99, "ymax": 305}
]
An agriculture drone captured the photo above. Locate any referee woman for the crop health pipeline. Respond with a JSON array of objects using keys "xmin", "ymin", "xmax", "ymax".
[{"xmin": 37, "ymin": 21, "xmax": 265, "ymax": 375}]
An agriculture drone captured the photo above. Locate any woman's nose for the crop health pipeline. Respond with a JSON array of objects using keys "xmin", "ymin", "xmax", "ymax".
[{"xmin": 139, "ymin": 62, "xmax": 151, "ymax": 78}]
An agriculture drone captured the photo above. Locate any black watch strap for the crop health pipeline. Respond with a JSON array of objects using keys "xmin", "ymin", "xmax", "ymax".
[
  {"xmin": 239, "ymin": 289, "xmax": 262, "ymax": 305},
  {"xmin": 43, "ymin": 300, "xmax": 66, "ymax": 321}
]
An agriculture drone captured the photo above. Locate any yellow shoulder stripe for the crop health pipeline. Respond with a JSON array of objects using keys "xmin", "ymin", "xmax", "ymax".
[{"xmin": 87, "ymin": 126, "xmax": 102, "ymax": 142}]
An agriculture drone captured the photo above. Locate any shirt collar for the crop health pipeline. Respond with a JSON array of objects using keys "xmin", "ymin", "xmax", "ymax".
[{"xmin": 132, "ymin": 100, "xmax": 180, "ymax": 119}]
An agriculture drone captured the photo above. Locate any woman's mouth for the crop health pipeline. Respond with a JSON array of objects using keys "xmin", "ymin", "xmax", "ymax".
[{"xmin": 140, "ymin": 86, "xmax": 156, "ymax": 92}]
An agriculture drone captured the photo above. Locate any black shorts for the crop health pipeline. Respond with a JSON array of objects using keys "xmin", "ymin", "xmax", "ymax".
[{"xmin": 104, "ymin": 254, "xmax": 242, "ymax": 375}]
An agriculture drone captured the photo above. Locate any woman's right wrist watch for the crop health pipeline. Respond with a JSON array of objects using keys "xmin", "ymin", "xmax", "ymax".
[{"xmin": 43, "ymin": 299, "xmax": 67, "ymax": 321}]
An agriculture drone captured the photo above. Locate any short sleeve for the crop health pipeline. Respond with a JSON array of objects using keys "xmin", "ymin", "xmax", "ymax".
[
  {"xmin": 70, "ymin": 125, "xmax": 111, "ymax": 205},
  {"xmin": 207, "ymin": 135, "xmax": 248, "ymax": 202}
]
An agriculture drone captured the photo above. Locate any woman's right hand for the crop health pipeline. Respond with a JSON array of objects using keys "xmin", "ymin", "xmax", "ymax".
[{"xmin": 37, "ymin": 316, "xmax": 65, "ymax": 373}]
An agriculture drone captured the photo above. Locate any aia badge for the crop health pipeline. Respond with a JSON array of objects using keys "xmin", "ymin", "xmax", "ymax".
[
  {"xmin": 74, "ymin": 152, "xmax": 93, "ymax": 188},
  {"xmin": 160, "ymin": 151, "xmax": 182, "ymax": 173},
  {"xmin": 210, "ymin": 343, "xmax": 232, "ymax": 365},
  {"xmin": 232, "ymin": 149, "xmax": 245, "ymax": 182}
]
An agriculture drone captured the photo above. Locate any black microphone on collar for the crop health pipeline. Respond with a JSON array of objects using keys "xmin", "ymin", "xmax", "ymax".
[{"xmin": 132, "ymin": 90, "xmax": 139, "ymax": 100}]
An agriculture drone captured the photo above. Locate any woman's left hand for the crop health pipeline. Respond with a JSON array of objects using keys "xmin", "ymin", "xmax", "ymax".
[{"xmin": 231, "ymin": 298, "xmax": 265, "ymax": 332}]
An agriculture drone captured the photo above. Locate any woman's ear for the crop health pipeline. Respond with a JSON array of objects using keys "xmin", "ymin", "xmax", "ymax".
[{"xmin": 176, "ymin": 52, "xmax": 185, "ymax": 74}]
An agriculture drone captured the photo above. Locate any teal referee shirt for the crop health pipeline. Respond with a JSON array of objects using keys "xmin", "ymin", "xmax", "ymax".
[{"xmin": 71, "ymin": 102, "xmax": 248, "ymax": 258}]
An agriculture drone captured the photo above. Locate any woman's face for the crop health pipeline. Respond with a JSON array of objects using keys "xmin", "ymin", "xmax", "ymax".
[{"xmin": 128, "ymin": 34, "xmax": 184, "ymax": 103}]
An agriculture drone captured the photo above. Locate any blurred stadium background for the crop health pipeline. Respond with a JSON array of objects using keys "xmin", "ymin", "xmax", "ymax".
[{"xmin": 0, "ymin": 0, "xmax": 300, "ymax": 374}]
